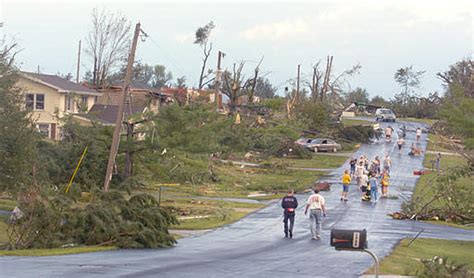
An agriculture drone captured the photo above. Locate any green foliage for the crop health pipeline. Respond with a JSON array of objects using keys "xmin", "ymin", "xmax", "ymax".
[
  {"xmin": 342, "ymin": 87, "xmax": 369, "ymax": 105},
  {"xmin": 417, "ymin": 256, "xmax": 470, "ymax": 278},
  {"xmin": 0, "ymin": 43, "xmax": 38, "ymax": 192},
  {"xmin": 8, "ymin": 190, "xmax": 177, "ymax": 250},
  {"xmin": 154, "ymin": 104, "xmax": 299, "ymax": 155},
  {"xmin": 439, "ymin": 85, "xmax": 474, "ymax": 149},
  {"xmin": 36, "ymin": 118, "xmax": 113, "ymax": 190},
  {"xmin": 295, "ymin": 101, "xmax": 330, "ymax": 131},
  {"xmin": 261, "ymin": 98, "xmax": 286, "ymax": 111},
  {"xmin": 337, "ymin": 124, "xmax": 375, "ymax": 143}
]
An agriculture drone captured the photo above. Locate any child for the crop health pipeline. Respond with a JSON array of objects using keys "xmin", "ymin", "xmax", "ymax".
[
  {"xmin": 397, "ymin": 137, "xmax": 405, "ymax": 152},
  {"xmin": 341, "ymin": 170, "xmax": 351, "ymax": 201},
  {"xmin": 381, "ymin": 170, "xmax": 390, "ymax": 197}
]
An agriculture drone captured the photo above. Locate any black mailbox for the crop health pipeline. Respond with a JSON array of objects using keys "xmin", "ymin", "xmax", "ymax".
[{"xmin": 330, "ymin": 229, "xmax": 367, "ymax": 250}]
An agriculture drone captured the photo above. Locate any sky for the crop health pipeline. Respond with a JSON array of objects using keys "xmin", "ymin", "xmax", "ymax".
[{"xmin": 1, "ymin": 0, "xmax": 472, "ymax": 99}]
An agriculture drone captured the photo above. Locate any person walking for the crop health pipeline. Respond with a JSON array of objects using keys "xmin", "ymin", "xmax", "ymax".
[
  {"xmin": 381, "ymin": 170, "xmax": 390, "ymax": 197},
  {"xmin": 369, "ymin": 172, "xmax": 379, "ymax": 203},
  {"xmin": 416, "ymin": 127, "xmax": 422, "ymax": 141},
  {"xmin": 355, "ymin": 160, "xmax": 365, "ymax": 186},
  {"xmin": 359, "ymin": 171, "xmax": 369, "ymax": 200},
  {"xmin": 304, "ymin": 187, "xmax": 326, "ymax": 240},
  {"xmin": 349, "ymin": 157, "xmax": 357, "ymax": 176},
  {"xmin": 281, "ymin": 189, "xmax": 298, "ymax": 238},
  {"xmin": 383, "ymin": 155, "xmax": 392, "ymax": 174},
  {"xmin": 341, "ymin": 170, "xmax": 351, "ymax": 201},
  {"xmin": 397, "ymin": 137, "xmax": 405, "ymax": 152}
]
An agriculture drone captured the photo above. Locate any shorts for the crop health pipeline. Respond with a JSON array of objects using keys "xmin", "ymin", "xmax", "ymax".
[
  {"xmin": 361, "ymin": 186, "xmax": 368, "ymax": 192},
  {"xmin": 342, "ymin": 185, "xmax": 349, "ymax": 192}
]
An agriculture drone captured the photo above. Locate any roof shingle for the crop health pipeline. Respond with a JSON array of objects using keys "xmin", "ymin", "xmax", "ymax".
[{"xmin": 20, "ymin": 71, "xmax": 97, "ymax": 94}]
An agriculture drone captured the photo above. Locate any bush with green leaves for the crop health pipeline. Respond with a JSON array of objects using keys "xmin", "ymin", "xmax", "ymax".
[
  {"xmin": 417, "ymin": 256, "xmax": 470, "ymax": 278},
  {"xmin": 7, "ymin": 190, "xmax": 177, "ymax": 250},
  {"xmin": 337, "ymin": 124, "xmax": 376, "ymax": 143}
]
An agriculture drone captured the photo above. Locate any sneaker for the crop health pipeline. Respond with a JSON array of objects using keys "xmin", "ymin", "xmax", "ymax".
[
  {"xmin": 340, "ymin": 197, "xmax": 344, "ymax": 201},
  {"xmin": 285, "ymin": 233, "xmax": 288, "ymax": 238},
  {"xmin": 289, "ymin": 231, "xmax": 293, "ymax": 239},
  {"xmin": 311, "ymin": 236, "xmax": 317, "ymax": 240},
  {"xmin": 344, "ymin": 198, "xmax": 348, "ymax": 202},
  {"xmin": 316, "ymin": 235, "xmax": 321, "ymax": 240}
]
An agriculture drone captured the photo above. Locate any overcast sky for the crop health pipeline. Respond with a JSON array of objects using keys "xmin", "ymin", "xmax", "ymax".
[{"xmin": 1, "ymin": 0, "xmax": 472, "ymax": 98}]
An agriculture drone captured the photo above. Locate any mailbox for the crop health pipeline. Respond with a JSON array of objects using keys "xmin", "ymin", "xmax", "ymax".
[{"xmin": 330, "ymin": 229, "xmax": 367, "ymax": 250}]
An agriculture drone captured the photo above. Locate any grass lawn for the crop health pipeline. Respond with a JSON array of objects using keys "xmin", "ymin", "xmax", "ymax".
[
  {"xmin": 367, "ymin": 238, "xmax": 474, "ymax": 276},
  {"xmin": 423, "ymin": 152, "xmax": 468, "ymax": 170},
  {"xmin": 269, "ymin": 154, "xmax": 348, "ymax": 169},
  {"xmin": 410, "ymin": 151, "xmax": 472, "ymax": 228},
  {"xmin": 172, "ymin": 211, "xmax": 250, "ymax": 230},
  {"xmin": 426, "ymin": 133, "xmax": 457, "ymax": 152},
  {"xmin": 0, "ymin": 198, "xmax": 17, "ymax": 211},
  {"xmin": 215, "ymin": 165, "xmax": 323, "ymax": 193},
  {"xmin": 341, "ymin": 117, "xmax": 373, "ymax": 127},
  {"xmin": 399, "ymin": 117, "xmax": 438, "ymax": 125},
  {"xmin": 0, "ymin": 246, "xmax": 117, "ymax": 256},
  {"xmin": 0, "ymin": 215, "xmax": 8, "ymax": 245}
]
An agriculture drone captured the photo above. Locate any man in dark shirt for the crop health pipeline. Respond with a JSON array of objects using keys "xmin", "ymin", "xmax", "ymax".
[{"xmin": 281, "ymin": 189, "xmax": 298, "ymax": 238}]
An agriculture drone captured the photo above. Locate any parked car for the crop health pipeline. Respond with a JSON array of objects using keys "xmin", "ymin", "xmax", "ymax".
[
  {"xmin": 375, "ymin": 108, "xmax": 396, "ymax": 122},
  {"xmin": 306, "ymin": 138, "xmax": 342, "ymax": 153},
  {"xmin": 295, "ymin": 137, "xmax": 314, "ymax": 148}
]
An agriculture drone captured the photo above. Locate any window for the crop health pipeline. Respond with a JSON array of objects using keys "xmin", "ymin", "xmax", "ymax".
[
  {"xmin": 65, "ymin": 95, "xmax": 73, "ymax": 112},
  {"xmin": 37, "ymin": 123, "xmax": 50, "ymax": 137},
  {"xmin": 25, "ymin": 93, "xmax": 45, "ymax": 110},
  {"xmin": 35, "ymin": 94, "xmax": 45, "ymax": 110},
  {"xmin": 26, "ymin": 94, "xmax": 34, "ymax": 109},
  {"xmin": 77, "ymin": 95, "xmax": 89, "ymax": 111}
]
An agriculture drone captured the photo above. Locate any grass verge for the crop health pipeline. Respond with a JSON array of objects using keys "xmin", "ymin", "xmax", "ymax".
[
  {"xmin": 172, "ymin": 211, "xmax": 249, "ymax": 230},
  {"xmin": 0, "ymin": 246, "xmax": 117, "ymax": 256},
  {"xmin": 270, "ymin": 153, "xmax": 348, "ymax": 169},
  {"xmin": 399, "ymin": 117, "xmax": 438, "ymax": 125},
  {"xmin": 341, "ymin": 117, "xmax": 373, "ymax": 127},
  {"xmin": 367, "ymin": 238, "xmax": 474, "ymax": 276}
]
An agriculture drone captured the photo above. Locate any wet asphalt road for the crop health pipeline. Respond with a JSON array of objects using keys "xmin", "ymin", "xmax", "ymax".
[{"xmin": 1, "ymin": 119, "xmax": 473, "ymax": 278}]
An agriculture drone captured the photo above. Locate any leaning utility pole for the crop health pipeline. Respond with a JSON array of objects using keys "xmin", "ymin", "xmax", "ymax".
[
  {"xmin": 76, "ymin": 40, "xmax": 81, "ymax": 83},
  {"xmin": 103, "ymin": 22, "xmax": 141, "ymax": 192}
]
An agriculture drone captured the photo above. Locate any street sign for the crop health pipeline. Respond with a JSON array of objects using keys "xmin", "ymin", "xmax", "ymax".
[{"xmin": 330, "ymin": 229, "xmax": 367, "ymax": 250}]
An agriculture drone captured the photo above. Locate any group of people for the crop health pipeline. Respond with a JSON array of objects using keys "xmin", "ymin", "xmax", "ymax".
[
  {"xmin": 279, "ymin": 125, "xmax": 426, "ymax": 240},
  {"xmin": 345, "ymin": 154, "xmax": 391, "ymax": 202}
]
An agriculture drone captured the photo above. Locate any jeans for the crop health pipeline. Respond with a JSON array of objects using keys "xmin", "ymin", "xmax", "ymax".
[
  {"xmin": 309, "ymin": 209, "xmax": 322, "ymax": 237},
  {"xmin": 371, "ymin": 188, "xmax": 378, "ymax": 202},
  {"xmin": 283, "ymin": 213, "xmax": 295, "ymax": 235}
]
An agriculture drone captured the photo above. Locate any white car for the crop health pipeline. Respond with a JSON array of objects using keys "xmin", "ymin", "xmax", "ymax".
[{"xmin": 375, "ymin": 108, "xmax": 396, "ymax": 122}]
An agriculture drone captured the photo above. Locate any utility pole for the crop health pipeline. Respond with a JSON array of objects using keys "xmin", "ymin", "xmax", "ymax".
[
  {"xmin": 296, "ymin": 64, "xmax": 301, "ymax": 100},
  {"xmin": 103, "ymin": 22, "xmax": 141, "ymax": 192},
  {"xmin": 76, "ymin": 40, "xmax": 81, "ymax": 83},
  {"xmin": 215, "ymin": 50, "xmax": 224, "ymax": 108}
]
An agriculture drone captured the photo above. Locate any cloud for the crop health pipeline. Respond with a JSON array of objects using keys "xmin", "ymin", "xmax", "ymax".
[
  {"xmin": 173, "ymin": 33, "xmax": 194, "ymax": 43},
  {"xmin": 239, "ymin": 18, "xmax": 312, "ymax": 41}
]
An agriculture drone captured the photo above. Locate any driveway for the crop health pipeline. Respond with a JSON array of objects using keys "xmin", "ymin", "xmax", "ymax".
[{"xmin": 1, "ymin": 119, "xmax": 472, "ymax": 278}]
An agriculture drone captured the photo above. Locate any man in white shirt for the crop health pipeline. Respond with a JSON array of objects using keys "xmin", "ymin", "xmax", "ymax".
[
  {"xmin": 304, "ymin": 188, "xmax": 326, "ymax": 240},
  {"xmin": 416, "ymin": 127, "xmax": 422, "ymax": 141}
]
